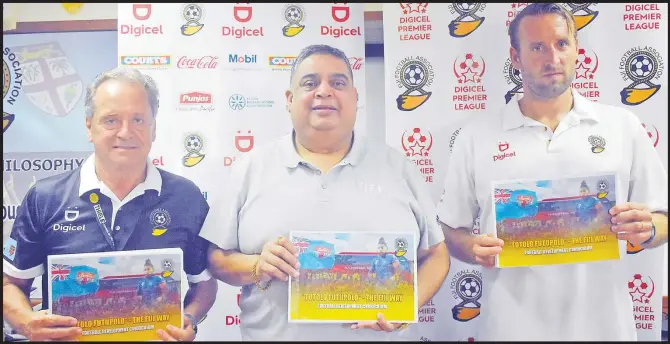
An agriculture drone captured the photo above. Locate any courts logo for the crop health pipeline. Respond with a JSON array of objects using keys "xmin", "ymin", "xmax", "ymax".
[
  {"xmin": 619, "ymin": 46, "xmax": 664, "ymax": 106},
  {"xmin": 588, "ymin": 135, "xmax": 606, "ymax": 154},
  {"xmin": 573, "ymin": 48, "xmax": 601, "ymax": 101},
  {"xmin": 149, "ymin": 208, "xmax": 171, "ymax": 237},
  {"xmin": 223, "ymin": 3, "xmax": 264, "ymax": 38},
  {"xmin": 453, "ymin": 53, "xmax": 488, "ymax": 111},
  {"xmin": 447, "ymin": 3, "xmax": 486, "ymax": 38},
  {"xmin": 177, "ymin": 55, "xmax": 219, "ymax": 69},
  {"xmin": 623, "ymin": 4, "xmax": 662, "ymax": 31},
  {"xmin": 183, "ymin": 133, "xmax": 206, "ymax": 167},
  {"xmin": 394, "ymin": 56, "xmax": 434, "ymax": 111},
  {"xmin": 228, "ymin": 94, "xmax": 274, "ymax": 110},
  {"xmin": 269, "ymin": 56, "xmax": 296, "ymax": 71},
  {"xmin": 398, "ymin": 3, "xmax": 432, "ymax": 41},
  {"xmin": 450, "ymin": 269, "xmax": 482, "ymax": 322},
  {"xmin": 502, "ymin": 57, "xmax": 523, "ymax": 104},
  {"xmin": 505, "ymin": 3, "xmax": 530, "ymax": 27},
  {"xmin": 181, "ymin": 3, "xmax": 205, "ymax": 36},
  {"xmin": 322, "ymin": 3, "xmax": 361, "ymax": 37},
  {"xmin": 3, "ymin": 46, "xmax": 22, "ymax": 134},
  {"xmin": 282, "ymin": 4, "xmax": 306, "ymax": 37},
  {"xmin": 641, "ymin": 122, "xmax": 659, "ymax": 148},
  {"xmin": 562, "ymin": 3, "xmax": 599, "ymax": 31},
  {"xmin": 178, "ymin": 91, "xmax": 215, "ymax": 112},
  {"xmin": 120, "ymin": 55, "xmax": 171, "ymax": 69},
  {"xmin": 121, "ymin": 4, "xmax": 164, "ymax": 36},
  {"xmin": 401, "ymin": 128, "xmax": 434, "ymax": 183}
]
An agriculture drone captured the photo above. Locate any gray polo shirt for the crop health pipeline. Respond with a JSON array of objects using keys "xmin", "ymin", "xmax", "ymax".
[{"xmin": 200, "ymin": 131, "xmax": 445, "ymax": 341}]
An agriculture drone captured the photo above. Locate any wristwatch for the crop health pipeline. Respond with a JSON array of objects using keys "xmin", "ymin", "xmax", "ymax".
[
  {"xmin": 640, "ymin": 223, "xmax": 656, "ymax": 246},
  {"xmin": 184, "ymin": 313, "xmax": 198, "ymax": 335}
]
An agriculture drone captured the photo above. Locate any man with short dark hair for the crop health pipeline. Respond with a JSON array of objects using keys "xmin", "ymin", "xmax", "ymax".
[
  {"xmin": 2, "ymin": 67, "xmax": 218, "ymax": 342},
  {"xmin": 438, "ymin": 3, "xmax": 668, "ymax": 341},
  {"xmin": 202, "ymin": 44, "xmax": 449, "ymax": 341}
]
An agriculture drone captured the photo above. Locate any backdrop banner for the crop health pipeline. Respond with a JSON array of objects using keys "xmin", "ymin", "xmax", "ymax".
[{"xmin": 117, "ymin": 3, "xmax": 366, "ymax": 341}]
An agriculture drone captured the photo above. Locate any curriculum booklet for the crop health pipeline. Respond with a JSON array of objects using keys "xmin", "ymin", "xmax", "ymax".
[
  {"xmin": 47, "ymin": 248, "xmax": 183, "ymax": 341},
  {"xmin": 492, "ymin": 173, "xmax": 621, "ymax": 268},
  {"xmin": 288, "ymin": 231, "xmax": 418, "ymax": 323}
]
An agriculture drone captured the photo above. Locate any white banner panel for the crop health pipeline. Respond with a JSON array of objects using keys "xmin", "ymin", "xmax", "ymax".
[
  {"xmin": 384, "ymin": 2, "xmax": 667, "ymax": 341},
  {"xmin": 118, "ymin": 3, "xmax": 366, "ymax": 341}
]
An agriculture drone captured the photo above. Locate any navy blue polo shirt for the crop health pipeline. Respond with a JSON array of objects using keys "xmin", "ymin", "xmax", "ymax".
[{"xmin": 2, "ymin": 155, "xmax": 211, "ymax": 309}]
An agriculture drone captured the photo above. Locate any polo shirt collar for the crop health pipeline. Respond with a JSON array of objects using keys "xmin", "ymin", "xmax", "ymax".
[
  {"xmin": 78, "ymin": 153, "xmax": 162, "ymax": 198},
  {"xmin": 501, "ymin": 88, "xmax": 601, "ymax": 131},
  {"xmin": 281, "ymin": 130, "xmax": 366, "ymax": 169}
]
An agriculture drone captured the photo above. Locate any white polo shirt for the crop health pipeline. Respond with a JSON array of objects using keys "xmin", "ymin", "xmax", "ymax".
[
  {"xmin": 437, "ymin": 90, "xmax": 668, "ymax": 341},
  {"xmin": 200, "ymin": 131, "xmax": 445, "ymax": 341}
]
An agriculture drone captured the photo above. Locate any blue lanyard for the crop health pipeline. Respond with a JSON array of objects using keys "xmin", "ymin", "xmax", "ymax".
[{"xmin": 93, "ymin": 203, "xmax": 115, "ymax": 250}]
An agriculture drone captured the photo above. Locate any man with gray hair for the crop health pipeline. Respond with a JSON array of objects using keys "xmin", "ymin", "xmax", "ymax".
[
  {"xmin": 202, "ymin": 44, "xmax": 449, "ymax": 341},
  {"xmin": 2, "ymin": 67, "xmax": 217, "ymax": 341}
]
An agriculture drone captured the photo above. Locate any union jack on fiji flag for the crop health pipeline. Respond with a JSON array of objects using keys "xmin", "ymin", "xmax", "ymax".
[
  {"xmin": 494, "ymin": 189, "xmax": 512, "ymax": 204},
  {"xmin": 51, "ymin": 264, "xmax": 71, "ymax": 281}
]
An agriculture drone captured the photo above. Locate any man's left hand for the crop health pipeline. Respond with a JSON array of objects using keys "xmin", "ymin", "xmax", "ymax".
[
  {"xmin": 350, "ymin": 313, "xmax": 405, "ymax": 332},
  {"xmin": 156, "ymin": 315, "xmax": 195, "ymax": 341},
  {"xmin": 610, "ymin": 202, "xmax": 654, "ymax": 246}
]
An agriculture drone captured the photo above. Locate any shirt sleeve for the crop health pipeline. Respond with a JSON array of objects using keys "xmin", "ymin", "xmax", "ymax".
[
  {"xmin": 436, "ymin": 126, "xmax": 480, "ymax": 231},
  {"xmin": 626, "ymin": 112, "xmax": 668, "ymax": 213},
  {"xmin": 401, "ymin": 153, "xmax": 446, "ymax": 251},
  {"xmin": 3, "ymin": 185, "xmax": 46, "ymax": 279},
  {"xmin": 198, "ymin": 155, "xmax": 251, "ymax": 251}
]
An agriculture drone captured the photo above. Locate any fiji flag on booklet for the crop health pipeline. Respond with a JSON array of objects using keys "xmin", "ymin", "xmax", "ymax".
[{"xmin": 50, "ymin": 264, "xmax": 100, "ymax": 300}]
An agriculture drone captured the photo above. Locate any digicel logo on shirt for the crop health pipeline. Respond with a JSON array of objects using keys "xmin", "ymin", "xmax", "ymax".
[{"xmin": 321, "ymin": 3, "xmax": 361, "ymax": 37}]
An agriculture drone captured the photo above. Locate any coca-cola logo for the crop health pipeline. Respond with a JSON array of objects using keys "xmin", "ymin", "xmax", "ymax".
[
  {"xmin": 180, "ymin": 92, "xmax": 212, "ymax": 104},
  {"xmin": 349, "ymin": 57, "xmax": 364, "ymax": 71},
  {"xmin": 177, "ymin": 56, "xmax": 219, "ymax": 69}
]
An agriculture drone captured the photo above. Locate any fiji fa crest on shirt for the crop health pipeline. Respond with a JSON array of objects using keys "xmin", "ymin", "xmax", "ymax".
[
  {"xmin": 150, "ymin": 208, "xmax": 171, "ymax": 236},
  {"xmin": 588, "ymin": 135, "xmax": 606, "ymax": 154}
]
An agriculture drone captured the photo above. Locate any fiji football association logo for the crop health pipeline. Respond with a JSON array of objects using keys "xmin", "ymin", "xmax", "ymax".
[
  {"xmin": 150, "ymin": 208, "xmax": 171, "ymax": 237},
  {"xmin": 161, "ymin": 258, "xmax": 175, "ymax": 278},
  {"xmin": 282, "ymin": 4, "xmax": 306, "ymax": 37},
  {"xmin": 181, "ymin": 3, "xmax": 205, "ymax": 36},
  {"xmin": 503, "ymin": 58, "xmax": 523, "ymax": 104},
  {"xmin": 619, "ymin": 47, "xmax": 664, "ymax": 106},
  {"xmin": 562, "ymin": 3, "xmax": 598, "ymax": 31},
  {"xmin": 3, "ymin": 46, "xmax": 23, "ymax": 134},
  {"xmin": 451, "ymin": 269, "xmax": 482, "ymax": 322},
  {"xmin": 183, "ymin": 133, "xmax": 206, "ymax": 167},
  {"xmin": 394, "ymin": 56, "xmax": 434, "ymax": 111},
  {"xmin": 447, "ymin": 3, "xmax": 486, "ymax": 38}
]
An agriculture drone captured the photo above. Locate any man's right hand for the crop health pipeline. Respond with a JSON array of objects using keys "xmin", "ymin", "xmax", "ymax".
[
  {"xmin": 20, "ymin": 310, "xmax": 82, "ymax": 341},
  {"xmin": 472, "ymin": 234, "xmax": 504, "ymax": 268},
  {"xmin": 256, "ymin": 236, "xmax": 300, "ymax": 282}
]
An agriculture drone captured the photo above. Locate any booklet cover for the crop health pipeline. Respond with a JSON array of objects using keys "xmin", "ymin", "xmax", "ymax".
[
  {"xmin": 492, "ymin": 173, "xmax": 620, "ymax": 268},
  {"xmin": 47, "ymin": 248, "xmax": 183, "ymax": 341},
  {"xmin": 288, "ymin": 231, "xmax": 417, "ymax": 323}
]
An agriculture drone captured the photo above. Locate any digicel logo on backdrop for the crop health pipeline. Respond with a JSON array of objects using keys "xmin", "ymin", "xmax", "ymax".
[
  {"xmin": 120, "ymin": 4, "xmax": 164, "ymax": 37},
  {"xmin": 322, "ymin": 3, "xmax": 362, "ymax": 37},
  {"xmin": 223, "ymin": 3, "xmax": 265, "ymax": 38}
]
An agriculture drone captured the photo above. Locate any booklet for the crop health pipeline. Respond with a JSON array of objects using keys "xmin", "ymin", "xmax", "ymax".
[
  {"xmin": 47, "ymin": 248, "xmax": 183, "ymax": 341},
  {"xmin": 492, "ymin": 173, "xmax": 621, "ymax": 268},
  {"xmin": 288, "ymin": 231, "xmax": 418, "ymax": 323}
]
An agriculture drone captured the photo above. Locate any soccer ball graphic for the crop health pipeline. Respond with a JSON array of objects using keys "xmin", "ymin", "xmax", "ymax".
[
  {"xmin": 456, "ymin": 3, "xmax": 475, "ymax": 11},
  {"xmin": 459, "ymin": 53, "xmax": 480, "ymax": 71},
  {"xmin": 630, "ymin": 55, "xmax": 654, "ymax": 78},
  {"xmin": 185, "ymin": 135, "xmax": 202, "ymax": 153},
  {"xmin": 184, "ymin": 4, "xmax": 202, "ymax": 22},
  {"xmin": 162, "ymin": 259, "xmax": 173, "ymax": 271},
  {"xmin": 404, "ymin": 64, "xmax": 425, "ymax": 87},
  {"xmin": 459, "ymin": 276, "xmax": 481, "ymax": 300},
  {"xmin": 597, "ymin": 180, "xmax": 608, "ymax": 191},
  {"xmin": 286, "ymin": 5, "xmax": 303, "ymax": 21},
  {"xmin": 154, "ymin": 212, "xmax": 167, "ymax": 226}
]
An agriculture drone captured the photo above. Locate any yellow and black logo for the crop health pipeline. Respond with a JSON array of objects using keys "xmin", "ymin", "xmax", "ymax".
[
  {"xmin": 181, "ymin": 3, "xmax": 205, "ymax": 36},
  {"xmin": 282, "ymin": 4, "xmax": 306, "ymax": 37},
  {"xmin": 394, "ymin": 56, "xmax": 434, "ymax": 111},
  {"xmin": 183, "ymin": 133, "xmax": 206, "ymax": 167},
  {"xmin": 619, "ymin": 47, "xmax": 664, "ymax": 106},
  {"xmin": 447, "ymin": 3, "xmax": 486, "ymax": 38},
  {"xmin": 588, "ymin": 135, "xmax": 606, "ymax": 154},
  {"xmin": 563, "ymin": 3, "xmax": 599, "ymax": 31},
  {"xmin": 451, "ymin": 270, "xmax": 482, "ymax": 322}
]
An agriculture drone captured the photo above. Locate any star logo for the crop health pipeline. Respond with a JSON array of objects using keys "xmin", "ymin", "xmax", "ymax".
[
  {"xmin": 400, "ymin": 3, "xmax": 428, "ymax": 15},
  {"xmin": 629, "ymin": 288, "xmax": 645, "ymax": 302}
]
